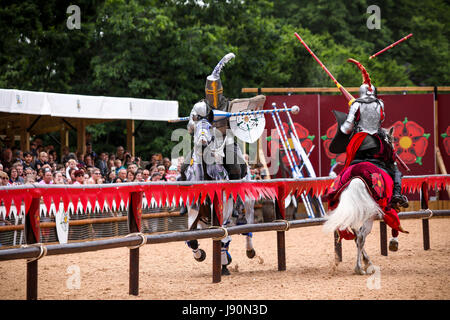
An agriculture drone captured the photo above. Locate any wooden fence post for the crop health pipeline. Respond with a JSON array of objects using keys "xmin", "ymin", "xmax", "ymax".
[
  {"xmin": 275, "ymin": 185, "xmax": 286, "ymax": 271},
  {"xmin": 211, "ymin": 193, "xmax": 223, "ymax": 284},
  {"xmin": 380, "ymin": 221, "xmax": 388, "ymax": 256},
  {"xmin": 420, "ymin": 182, "xmax": 430, "ymax": 250},
  {"xmin": 25, "ymin": 197, "xmax": 41, "ymax": 300},
  {"xmin": 128, "ymin": 191, "xmax": 143, "ymax": 296}
]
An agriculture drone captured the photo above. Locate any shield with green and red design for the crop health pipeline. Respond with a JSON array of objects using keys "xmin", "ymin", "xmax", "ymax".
[{"xmin": 391, "ymin": 117, "xmax": 430, "ymax": 165}]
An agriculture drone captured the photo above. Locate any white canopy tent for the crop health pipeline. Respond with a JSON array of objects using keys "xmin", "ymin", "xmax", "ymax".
[{"xmin": 0, "ymin": 88, "xmax": 179, "ymax": 155}]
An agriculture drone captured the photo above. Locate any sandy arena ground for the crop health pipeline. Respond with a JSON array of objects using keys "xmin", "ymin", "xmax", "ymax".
[{"xmin": 1, "ymin": 217, "xmax": 449, "ymax": 300}]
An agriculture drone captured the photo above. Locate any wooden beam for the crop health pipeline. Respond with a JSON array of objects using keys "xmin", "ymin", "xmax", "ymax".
[
  {"xmin": 77, "ymin": 119, "xmax": 86, "ymax": 155},
  {"xmin": 126, "ymin": 120, "xmax": 135, "ymax": 156},
  {"xmin": 20, "ymin": 115, "xmax": 31, "ymax": 152}
]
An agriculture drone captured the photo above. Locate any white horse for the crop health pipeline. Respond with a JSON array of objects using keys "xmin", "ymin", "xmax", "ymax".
[
  {"xmin": 184, "ymin": 118, "xmax": 256, "ymax": 275},
  {"xmin": 323, "ymin": 129, "xmax": 408, "ymax": 275}
]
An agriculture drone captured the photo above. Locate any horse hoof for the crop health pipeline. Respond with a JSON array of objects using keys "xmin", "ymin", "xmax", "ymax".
[
  {"xmin": 194, "ymin": 249, "xmax": 206, "ymax": 262},
  {"xmin": 246, "ymin": 249, "xmax": 256, "ymax": 259},
  {"xmin": 354, "ymin": 267, "xmax": 366, "ymax": 275},
  {"xmin": 365, "ymin": 264, "xmax": 376, "ymax": 274},
  {"xmin": 221, "ymin": 265, "xmax": 231, "ymax": 276},
  {"xmin": 389, "ymin": 239, "xmax": 399, "ymax": 252}
]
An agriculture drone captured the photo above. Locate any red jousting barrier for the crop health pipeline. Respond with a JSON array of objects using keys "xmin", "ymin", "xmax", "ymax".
[{"xmin": 0, "ymin": 175, "xmax": 449, "ymax": 219}]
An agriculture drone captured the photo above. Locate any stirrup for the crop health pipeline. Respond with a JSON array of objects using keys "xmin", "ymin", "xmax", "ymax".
[{"xmin": 391, "ymin": 194, "xmax": 409, "ymax": 208}]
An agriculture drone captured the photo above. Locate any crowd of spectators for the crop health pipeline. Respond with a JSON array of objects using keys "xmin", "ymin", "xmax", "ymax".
[
  {"xmin": 0, "ymin": 139, "xmax": 267, "ymax": 187},
  {"xmin": 0, "ymin": 139, "xmax": 183, "ymax": 186}
]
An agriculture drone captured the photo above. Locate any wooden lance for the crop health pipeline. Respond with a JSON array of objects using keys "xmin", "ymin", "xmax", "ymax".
[
  {"xmin": 294, "ymin": 32, "xmax": 356, "ymax": 106},
  {"xmin": 369, "ymin": 34, "xmax": 413, "ymax": 59}
]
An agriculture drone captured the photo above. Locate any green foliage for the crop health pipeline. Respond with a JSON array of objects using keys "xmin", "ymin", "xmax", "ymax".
[{"xmin": 0, "ymin": 0, "xmax": 448, "ymax": 158}]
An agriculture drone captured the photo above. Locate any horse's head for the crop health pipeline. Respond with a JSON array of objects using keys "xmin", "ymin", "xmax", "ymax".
[
  {"xmin": 192, "ymin": 118, "xmax": 226, "ymax": 162},
  {"xmin": 193, "ymin": 118, "xmax": 213, "ymax": 148}
]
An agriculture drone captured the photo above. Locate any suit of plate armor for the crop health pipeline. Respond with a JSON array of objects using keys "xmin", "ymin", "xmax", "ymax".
[
  {"xmin": 182, "ymin": 53, "xmax": 247, "ymax": 181},
  {"xmin": 340, "ymin": 84, "xmax": 408, "ymax": 208}
]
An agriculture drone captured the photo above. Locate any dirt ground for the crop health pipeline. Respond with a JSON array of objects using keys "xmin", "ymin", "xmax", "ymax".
[{"xmin": 0, "ymin": 217, "xmax": 449, "ymax": 300}]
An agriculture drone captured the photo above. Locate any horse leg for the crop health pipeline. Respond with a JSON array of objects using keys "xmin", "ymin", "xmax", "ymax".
[
  {"xmin": 354, "ymin": 219, "xmax": 375, "ymax": 275},
  {"xmin": 244, "ymin": 198, "xmax": 256, "ymax": 258},
  {"xmin": 244, "ymin": 232, "xmax": 256, "ymax": 258},
  {"xmin": 186, "ymin": 204, "xmax": 206, "ymax": 262},
  {"xmin": 221, "ymin": 237, "xmax": 232, "ymax": 275},
  {"xmin": 353, "ymin": 228, "xmax": 366, "ymax": 275}
]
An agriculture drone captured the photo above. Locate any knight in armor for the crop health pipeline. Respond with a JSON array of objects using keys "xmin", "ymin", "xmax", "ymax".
[
  {"xmin": 179, "ymin": 53, "xmax": 249, "ymax": 214},
  {"xmin": 336, "ymin": 59, "xmax": 409, "ymax": 209}
]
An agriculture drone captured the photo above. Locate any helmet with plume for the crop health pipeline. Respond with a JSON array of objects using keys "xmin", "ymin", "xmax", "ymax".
[
  {"xmin": 347, "ymin": 58, "xmax": 376, "ymax": 98},
  {"xmin": 205, "ymin": 53, "xmax": 235, "ymax": 110}
]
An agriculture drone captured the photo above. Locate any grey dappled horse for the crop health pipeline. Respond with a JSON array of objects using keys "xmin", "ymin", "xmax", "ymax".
[{"xmin": 184, "ymin": 118, "xmax": 256, "ymax": 275}]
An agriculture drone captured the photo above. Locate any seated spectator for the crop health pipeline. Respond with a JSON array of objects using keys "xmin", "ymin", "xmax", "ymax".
[
  {"xmin": 163, "ymin": 157, "xmax": 171, "ymax": 171},
  {"xmin": 107, "ymin": 170, "xmax": 116, "ymax": 183},
  {"xmin": 0, "ymin": 171, "xmax": 9, "ymax": 186},
  {"xmin": 76, "ymin": 152, "xmax": 85, "ymax": 167},
  {"xmin": 96, "ymin": 152, "xmax": 109, "ymax": 177},
  {"xmin": 142, "ymin": 169, "xmax": 150, "ymax": 182},
  {"xmin": 134, "ymin": 171, "xmax": 143, "ymax": 182},
  {"xmin": 13, "ymin": 162, "xmax": 24, "ymax": 179},
  {"xmin": 48, "ymin": 149, "xmax": 58, "ymax": 165},
  {"xmin": 84, "ymin": 154, "xmax": 95, "ymax": 169},
  {"xmin": 9, "ymin": 167, "xmax": 24, "ymax": 185},
  {"xmin": 127, "ymin": 163, "xmax": 138, "ymax": 173},
  {"xmin": 24, "ymin": 174, "xmax": 36, "ymax": 184},
  {"xmin": 12, "ymin": 149, "xmax": 24, "ymax": 165},
  {"xmin": 39, "ymin": 168, "xmax": 54, "ymax": 185},
  {"xmin": 1, "ymin": 148, "xmax": 13, "ymax": 171},
  {"xmin": 53, "ymin": 171, "xmax": 65, "ymax": 184},
  {"xmin": 157, "ymin": 165, "xmax": 166, "ymax": 181},
  {"xmin": 29, "ymin": 141, "xmax": 39, "ymax": 157},
  {"xmin": 134, "ymin": 156, "xmax": 142, "ymax": 169},
  {"xmin": 73, "ymin": 169, "xmax": 85, "ymax": 185},
  {"xmin": 23, "ymin": 152, "xmax": 35, "ymax": 171},
  {"xmin": 165, "ymin": 165, "xmax": 178, "ymax": 182},
  {"xmin": 114, "ymin": 159, "xmax": 125, "ymax": 174},
  {"xmin": 127, "ymin": 170, "xmax": 136, "ymax": 182},
  {"xmin": 66, "ymin": 159, "xmax": 78, "ymax": 181},
  {"xmin": 117, "ymin": 168, "xmax": 127, "ymax": 182},
  {"xmin": 34, "ymin": 151, "xmax": 49, "ymax": 171},
  {"xmin": 116, "ymin": 146, "xmax": 125, "ymax": 162},
  {"xmin": 85, "ymin": 142, "xmax": 97, "ymax": 163},
  {"xmin": 107, "ymin": 158, "xmax": 115, "ymax": 173},
  {"xmin": 151, "ymin": 172, "xmax": 162, "ymax": 181},
  {"xmin": 68, "ymin": 168, "xmax": 77, "ymax": 184},
  {"xmin": 87, "ymin": 168, "xmax": 103, "ymax": 184}
]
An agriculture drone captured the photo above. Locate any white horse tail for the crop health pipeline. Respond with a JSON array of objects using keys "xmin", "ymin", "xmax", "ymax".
[{"xmin": 323, "ymin": 178, "xmax": 383, "ymax": 233}]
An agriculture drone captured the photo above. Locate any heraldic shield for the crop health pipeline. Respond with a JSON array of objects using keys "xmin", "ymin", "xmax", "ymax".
[
  {"xmin": 229, "ymin": 95, "xmax": 266, "ymax": 143},
  {"xmin": 329, "ymin": 110, "xmax": 352, "ymax": 154}
]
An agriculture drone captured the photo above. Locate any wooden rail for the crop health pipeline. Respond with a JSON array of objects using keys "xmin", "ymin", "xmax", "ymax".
[
  {"xmin": 0, "ymin": 211, "xmax": 182, "ymax": 232},
  {"xmin": 241, "ymin": 86, "xmax": 450, "ymax": 94}
]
